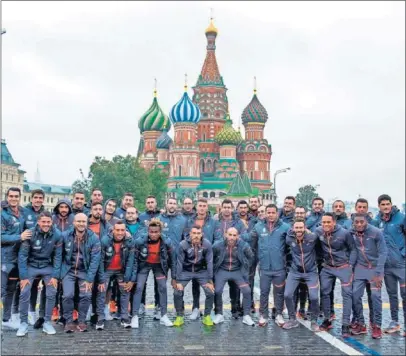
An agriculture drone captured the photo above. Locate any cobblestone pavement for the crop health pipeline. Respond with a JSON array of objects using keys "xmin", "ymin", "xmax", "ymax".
[{"xmin": 1, "ymin": 273, "xmax": 405, "ymax": 355}]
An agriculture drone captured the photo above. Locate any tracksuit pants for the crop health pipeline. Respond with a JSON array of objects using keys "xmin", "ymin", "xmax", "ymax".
[
  {"xmin": 133, "ymin": 264, "xmax": 168, "ymax": 316},
  {"xmin": 259, "ymin": 269, "xmax": 286, "ymax": 318},
  {"xmin": 294, "ymin": 282, "xmax": 308, "ymax": 312},
  {"xmin": 320, "ymin": 265, "xmax": 353, "ymax": 325},
  {"xmin": 141, "ymin": 277, "xmax": 160, "ymax": 307},
  {"xmin": 352, "ymin": 266, "xmax": 382, "ymax": 327},
  {"xmin": 19, "ymin": 267, "xmax": 57, "ymax": 324},
  {"xmin": 285, "ymin": 271, "xmax": 320, "ymax": 321},
  {"xmin": 1, "ymin": 264, "xmax": 19, "ymax": 321},
  {"xmin": 384, "ymin": 267, "xmax": 406, "ymax": 326},
  {"xmin": 62, "ymin": 270, "xmax": 92, "ymax": 323},
  {"xmin": 174, "ymin": 271, "xmax": 214, "ymax": 317},
  {"xmin": 214, "ymin": 269, "xmax": 251, "ymax": 316},
  {"xmin": 96, "ymin": 270, "xmax": 130, "ymax": 321}
]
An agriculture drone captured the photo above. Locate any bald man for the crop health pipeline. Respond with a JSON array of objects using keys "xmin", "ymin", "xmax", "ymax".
[{"xmin": 60, "ymin": 213, "xmax": 101, "ymax": 333}]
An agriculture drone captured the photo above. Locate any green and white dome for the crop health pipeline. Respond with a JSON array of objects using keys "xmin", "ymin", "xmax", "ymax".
[{"xmin": 138, "ymin": 92, "xmax": 171, "ymax": 133}]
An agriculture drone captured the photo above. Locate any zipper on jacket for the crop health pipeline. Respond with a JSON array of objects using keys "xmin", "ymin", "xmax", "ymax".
[
  {"xmin": 74, "ymin": 239, "xmax": 80, "ymax": 275},
  {"xmin": 326, "ymin": 235, "xmax": 335, "ymax": 266},
  {"xmin": 299, "ymin": 242, "xmax": 306, "ymax": 273},
  {"xmin": 193, "ymin": 245, "xmax": 198, "ymax": 273},
  {"xmin": 358, "ymin": 235, "xmax": 372, "ymax": 269},
  {"xmin": 228, "ymin": 246, "xmax": 232, "ymax": 271}
]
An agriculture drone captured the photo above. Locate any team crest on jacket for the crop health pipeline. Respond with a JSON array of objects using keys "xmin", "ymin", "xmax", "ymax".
[
  {"xmin": 27, "ymin": 215, "xmax": 32, "ymax": 221},
  {"xmin": 291, "ymin": 242, "xmax": 296, "ymax": 248},
  {"xmin": 379, "ymin": 222, "xmax": 384, "ymax": 229},
  {"xmin": 263, "ymin": 228, "xmax": 266, "ymax": 232},
  {"xmin": 319, "ymin": 236, "xmax": 324, "ymax": 242},
  {"xmin": 164, "ymin": 223, "xmax": 168, "ymax": 227}
]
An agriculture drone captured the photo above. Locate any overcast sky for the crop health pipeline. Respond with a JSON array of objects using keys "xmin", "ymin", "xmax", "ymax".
[{"xmin": 2, "ymin": 1, "xmax": 405, "ymax": 207}]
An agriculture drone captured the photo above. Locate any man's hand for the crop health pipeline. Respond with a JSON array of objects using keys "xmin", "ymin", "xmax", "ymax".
[
  {"xmin": 176, "ymin": 283, "xmax": 184, "ymax": 291},
  {"xmin": 372, "ymin": 275, "xmax": 383, "ymax": 289},
  {"xmin": 98, "ymin": 283, "xmax": 106, "ymax": 292},
  {"xmin": 82, "ymin": 281, "xmax": 93, "ymax": 293},
  {"xmin": 21, "ymin": 230, "xmax": 32, "ymax": 241},
  {"xmin": 123, "ymin": 281, "xmax": 134, "ymax": 292},
  {"xmin": 171, "ymin": 279, "xmax": 177, "ymax": 289},
  {"xmin": 204, "ymin": 282, "xmax": 214, "ymax": 293},
  {"xmin": 20, "ymin": 279, "xmax": 31, "ymax": 292},
  {"xmin": 47, "ymin": 278, "xmax": 58, "ymax": 289}
]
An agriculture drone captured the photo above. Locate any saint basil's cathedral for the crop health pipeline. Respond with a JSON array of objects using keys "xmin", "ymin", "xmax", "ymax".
[{"xmin": 137, "ymin": 18, "xmax": 273, "ymax": 205}]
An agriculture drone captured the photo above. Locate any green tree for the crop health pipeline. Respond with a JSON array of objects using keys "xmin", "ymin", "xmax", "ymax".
[{"xmin": 295, "ymin": 185, "xmax": 319, "ymax": 211}]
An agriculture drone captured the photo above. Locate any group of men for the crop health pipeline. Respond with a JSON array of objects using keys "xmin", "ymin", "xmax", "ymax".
[{"xmin": 1, "ymin": 187, "xmax": 405, "ymax": 341}]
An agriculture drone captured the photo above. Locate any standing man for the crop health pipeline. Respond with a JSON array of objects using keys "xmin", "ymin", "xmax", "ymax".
[
  {"xmin": 283, "ymin": 219, "xmax": 320, "ymax": 331},
  {"xmin": 373, "ymin": 194, "xmax": 405, "ymax": 335},
  {"xmin": 114, "ymin": 193, "xmax": 135, "ymax": 220},
  {"xmin": 181, "ymin": 197, "xmax": 196, "ymax": 219},
  {"xmin": 183, "ymin": 198, "xmax": 221, "ymax": 320},
  {"xmin": 212, "ymin": 227, "xmax": 255, "ymax": 326},
  {"xmin": 279, "ymin": 196, "xmax": 296, "ymax": 225},
  {"xmin": 248, "ymin": 196, "xmax": 261, "ymax": 218},
  {"xmin": 1, "ymin": 187, "xmax": 28, "ymax": 329},
  {"xmin": 88, "ymin": 202, "xmax": 111, "ymax": 238},
  {"xmin": 351, "ymin": 213, "xmax": 387, "ymax": 339},
  {"xmin": 103, "ymin": 199, "xmax": 120, "ymax": 227},
  {"xmin": 23, "ymin": 189, "xmax": 45, "ymax": 229},
  {"xmin": 139, "ymin": 196, "xmax": 160, "ymax": 227},
  {"xmin": 52, "ymin": 199, "xmax": 74, "ymax": 232},
  {"xmin": 306, "ymin": 197, "xmax": 325, "ymax": 232},
  {"xmin": 85, "ymin": 188, "xmax": 104, "ymax": 211},
  {"xmin": 172, "ymin": 225, "xmax": 215, "ymax": 326},
  {"xmin": 71, "ymin": 191, "xmax": 90, "ymax": 216},
  {"xmin": 16, "ymin": 212, "xmax": 62, "ymax": 336},
  {"xmin": 60, "ymin": 213, "xmax": 101, "ymax": 333},
  {"xmin": 250, "ymin": 204, "xmax": 290, "ymax": 327},
  {"xmin": 257, "ymin": 206, "xmax": 266, "ymax": 220},
  {"xmin": 131, "ymin": 219, "xmax": 175, "ymax": 328},
  {"xmin": 96, "ymin": 220, "xmax": 136, "ymax": 330},
  {"xmin": 315, "ymin": 213, "xmax": 356, "ymax": 336},
  {"xmin": 332, "ymin": 200, "xmax": 352, "ymax": 230}
]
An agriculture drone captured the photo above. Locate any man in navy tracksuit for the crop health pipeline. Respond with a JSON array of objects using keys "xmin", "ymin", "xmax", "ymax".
[
  {"xmin": 114, "ymin": 192, "xmax": 134, "ymax": 220},
  {"xmin": 315, "ymin": 213, "xmax": 356, "ymax": 336},
  {"xmin": 138, "ymin": 195, "xmax": 160, "ymax": 227},
  {"xmin": 351, "ymin": 213, "xmax": 387, "ymax": 339},
  {"xmin": 279, "ymin": 196, "xmax": 296, "ymax": 225},
  {"xmin": 172, "ymin": 224, "xmax": 215, "ymax": 327},
  {"xmin": 183, "ymin": 198, "xmax": 221, "ymax": 320},
  {"xmin": 332, "ymin": 200, "xmax": 352, "ymax": 230},
  {"xmin": 60, "ymin": 213, "xmax": 101, "ymax": 333},
  {"xmin": 250, "ymin": 204, "xmax": 290, "ymax": 327},
  {"xmin": 1, "ymin": 187, "xmax": 28, "ymax": 329},
  {"xmin": 283, "ymin": 218, "xmax": 320, "ymax": 332},
  {"xmin": 71, "ymin": 191, "xmax": 90, "ymax": 216},
  {"xmin": 16, "ymin": 211, "xmax": 62, "ymax": 337},
  {"xmin": 96, "ymin": 220, "xmax": 136, "ymax": 330},
  {"xmin": 212, "ymin": 227, "xmax": 255, "ymax": 326},
  {"xmin": 373, "ymin": 194, "xmax": 406, "ymax": 336}
]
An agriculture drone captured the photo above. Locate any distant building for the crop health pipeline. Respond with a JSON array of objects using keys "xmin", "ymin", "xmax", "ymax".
[{"xmin": 1, "ymin": 139, "xmax": 72, "ymax": 211}]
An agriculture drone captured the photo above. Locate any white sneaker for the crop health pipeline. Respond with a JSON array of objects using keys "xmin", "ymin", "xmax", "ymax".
[
  {"xmin": 258, "ymin": 315, "xmax": 268, "ymax": 327},
  {"xmin": 139, "ymin": 303, "xmax": 146, "ymax": 316},
  {"xmin": 2, "ymin": 320, "xmax": 19, "ymax": 330},
  {"xmin": 243, "ymin": 315, "xmax": 255, "ymax": 326},
  {"xmin": 42, "ymin": 321, "xmax": 56, "ymax": 335},
  {"xmin": 275, "ymin": 314, "xmax": 285, "ymax": 327},
  {"xmin": 160, "ymin": 314, "xmax": 173, "ymax": 327},
  {"xmin": 131, "ymin": 315, "xmax": 139, "ymax": 329},
  {"xmin": 189, "ymin": 308, "xmax": 200, "ymax": 320},
  {"xmin": 104, "ymin": 305, "xmax": 113, "ymax": 321},
  {"xmin": 213, "ymin": 314, "xmax": 225, "ymax": 325},
  {"xmin": 153, "ymin": 306, "xmax": 161, "ymax": 320},
  {"xmin": 28, "ymin": 311, "xmax": 37, "ymax": 326},
  {"xmin": 16, "ymin": 322, "xmax": 29, "ymax": 337}
]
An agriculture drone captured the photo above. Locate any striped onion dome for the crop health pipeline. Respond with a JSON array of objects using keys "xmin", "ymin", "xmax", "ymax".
[
  {"xmin": 215, "ymin": 113, "xmax": 243, "ymax": 146},
  {"xmin": 138, "ymin": 93, "xmax": 171, "ymax": 133},
  {"xmin": 241, "ymin": 92, "xmax": 268, "ymax": 125},
  {"xmin": 169, "ymin": 88, "xmax": 201, "ymax": 125},
  {"xmin": 156, "ymin": 129, "xmax": 172, "ymax": 150}
]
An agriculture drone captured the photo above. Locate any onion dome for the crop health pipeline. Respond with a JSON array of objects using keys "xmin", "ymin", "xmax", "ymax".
[
  {"xmin": 205, "ymin": 18, "xmax": 218, "ymax": 35},
  {"xmin": 156, "ymin": 129, "xmax": 172, "ymax": 150},
  {"xmin": 138, "ymin": 89, "xmax": 171, "ymax": 133},
  {"xmin": 241, "ymin": 79, "xmax": 268, "ymax": 124},
  {"xmin": 169, "ymin": 78, "xmax": 201, "ymax": 124},
  {"xmin": 215, "ymin": 113, "xmax": 243, "ymax": 146}
]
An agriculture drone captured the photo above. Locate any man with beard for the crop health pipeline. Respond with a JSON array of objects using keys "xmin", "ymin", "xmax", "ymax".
[
  {"xmin": 315, "ymin": 213, "xmax": 356, "ymax": 337},
  {"xmin": 172, "ymin": 225, "xmax": 215, "ymax": 326},
  {"xmin": 52, "ymin": 199, "xmax": 74, "ymax": 232},
  {"xmin": 181, "ymin": 197, "xmax": 196, "ymax": 219},
  {"xmin": 351, "ymin": 213, "xmax": 387, "ymax": 339},
  {"xmin": 373, "ymin": 195, "xmax": 405, "ymax": 336},
  {"xmin": 212, "ymin": 227, "xmax": 255, "ymax": 326},
  {"xmin": 71, "ymin": 191, "xmax": 90, "ymax": 216},
  {"xmin": 183, "ymin": 198, "xmax": 221, "ymax": 320},
  {"xmin": 131, "ymin": 219, "xmax": 175, "ymax": 328},
  {"xmin": 103, "ymin": 199, "xmax": 120, "ymax": 227},
  {"xmin": 257, "ymin": 206, "xmax": 266, "ymax": 220},
  {"xmin": 85, "ymin": 188, "xmax": 104, "ymax": 211},
  {"xmin": 60, "ymin": 213, "xmax": 101, "ymax": 333},
  {"xmin": 88, "ymin": 202, "xmax": 111, "ymax": 238},
  {"xmin": 279, "ymin": 196, "xmax": 296, "ymax": 225},
  {"xmin": 95, "ymin": 221, "xmax": 136, "ymax": 330},
  {"xmin": 16, "ymin": 212, "xmax": 62, "ymax": 337},
  {"xmin": 23, "ymin": 189, "xmax": 45, "ymax": 229},
  {"xmin": 1, "ymin": 187, "xmax": 30, "ymax": 330},
  {"xmin": 139, "ymin": 196, "xmax": 161, "ymax": 227},
  {"xmin": 332, "ymin": 200, "xmax": 352, "ymax": 230},
  {"xmin": 114, "ymin": 193, "xmax": 134, "ymax": 220},
  {"xmin": 237, "ymin": 200, "xmax": 258, "ymax": 313},
  {"xmin": 283, "ymin": 219, "xmax": 320, "ymax": 332},
  {"xmin": 248, "ymin": 196, "xmax": 260, "ymax": 218}
]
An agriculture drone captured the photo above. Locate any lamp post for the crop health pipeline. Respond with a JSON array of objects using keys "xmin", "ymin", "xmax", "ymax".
[{"xmin": 273, "ymin": 167, "xmax": 291, "ymax": 205}]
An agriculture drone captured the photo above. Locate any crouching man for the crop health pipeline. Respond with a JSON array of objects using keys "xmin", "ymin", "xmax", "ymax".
[
  {"xmin": 172, "ymin": 224, "xmax": 215, "ymax": 327},
  {"xmin": 212, "ymin": 227, "xmax": 255, "ymax": 326},
  {"xmin": 16, "ymin": 212, "xmax": 62, "ymax": 336},
  {"xmin": 96, "ymin": 220, "xmax": 136, "ymax": 330}
]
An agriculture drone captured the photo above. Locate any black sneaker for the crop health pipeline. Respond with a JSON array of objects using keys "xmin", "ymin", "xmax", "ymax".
[
  {"xmin": 57, "ymin": 317, "xmax": 66, "ymax": 326},
  {"xmin": 271, "ymin": 307, "xmax": 276, "ymax": 320},
  {"xmin": 121, "ymin": 318, "xmax": 131, "ymax": 328},
  {"xmin": 95, "ymin": 320, "xmax": 104, "ymax": 330},
  {"xmin": 342, "ymin": 325, "xmax": 351, "ymax": 338},
  {"xmin": 319, "ymin": 319, "xmax": 332, "ymax": 331},
  {"xmin": 90, "ymin": 314, "xmax": 98, "ymax": 325},
  {"xmin": 33, "ymin": 317, "xmax": 45, "ymax": 329}
]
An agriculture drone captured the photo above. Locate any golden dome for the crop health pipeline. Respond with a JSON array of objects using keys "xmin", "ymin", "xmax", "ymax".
[{"xmin": 205, "ymin": 19, "xmax": 218, "ymax": 35}]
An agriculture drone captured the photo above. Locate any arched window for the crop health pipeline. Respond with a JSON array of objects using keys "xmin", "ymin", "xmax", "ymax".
[
  {"xmin": 210, "ymin": 191, "xmax": 216, "ymax": 198},
  {"xmin": 213, "ymin": 160, "xmax": 218, "ymax": 172},
  {"xmin": 200, "ymin": 159, "xmax": 205, "ymax": 172},
  {"xmin": 203, "ymin": 133, "xmax": 206, "ymax": 141},
  {"xmin": 203, "ymin": 192, "xmax": 208, "ymax": 198},
  {"xmin": 178, "ymin": 165, "xmax": 182, "ymax": 177},
  {"xmin": 207, "ymin": 160, "xmax": 212, "ymax": 171}
]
